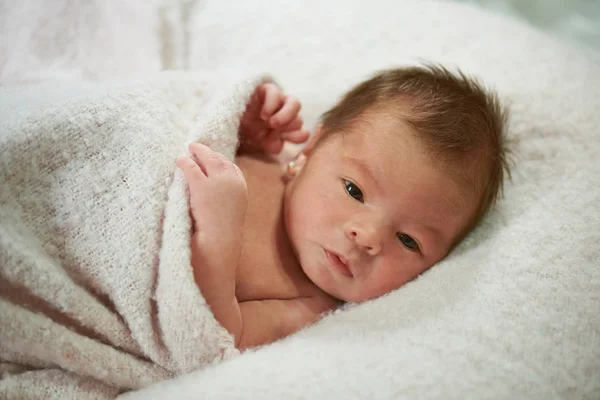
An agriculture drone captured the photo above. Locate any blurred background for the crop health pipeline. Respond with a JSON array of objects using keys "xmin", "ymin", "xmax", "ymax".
[
  {"xmin": 1, "ymin": 0, "xmax": 598, "ymax": 86},
  {"xmin": 445, "ymin": 0, "xmax": 600, "ymax": 58}
]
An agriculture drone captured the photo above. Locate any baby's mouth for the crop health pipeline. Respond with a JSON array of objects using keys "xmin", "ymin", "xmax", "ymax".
[{"xmin": 324, "ymin": 249, "xmax": 353, "ymax": 277}]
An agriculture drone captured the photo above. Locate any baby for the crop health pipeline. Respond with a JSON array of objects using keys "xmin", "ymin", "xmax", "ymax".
[{"xmin": 176, "ymin": 64, "xmax": 509, "ymax": 350}]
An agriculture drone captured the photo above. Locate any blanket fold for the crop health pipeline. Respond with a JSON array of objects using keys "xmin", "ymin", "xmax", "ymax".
[{"xmin": 0, "ymin": 72, "xmax": 268, "ymax": 398}]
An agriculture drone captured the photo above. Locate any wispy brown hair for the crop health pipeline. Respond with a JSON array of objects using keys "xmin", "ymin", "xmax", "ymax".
[{"xmin": 320, "ymin": 64, "xmax": 510, "ymax": 240}]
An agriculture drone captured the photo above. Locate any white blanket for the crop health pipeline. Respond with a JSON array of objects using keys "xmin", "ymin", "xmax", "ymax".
[
  {"xmin": 1, "ymin": 0, "xmax": 599, "ymax": 399},
  {"xmin": 0, "ymin": 73, "xmax": 266, "ymax": 398},
  {"xmin": 127, "ymin": 1, "xmax": 600, "ymax": 399}
]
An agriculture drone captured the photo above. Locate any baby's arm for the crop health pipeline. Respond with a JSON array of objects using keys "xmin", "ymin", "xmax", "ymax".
[
  {"xmin": 178, "ymin": 143, "xmax": 332, "ymax": 349},
  {"xmin": 236, "ymin": 297, "xmax": 335, "ymax": 350},
  {"xmin": 177, "ymin": 143, "xmax": 247, "ymax": 342}
]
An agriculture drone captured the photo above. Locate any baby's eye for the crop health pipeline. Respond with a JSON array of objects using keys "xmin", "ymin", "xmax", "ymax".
[
  {"xmin": 397, "ymin": 233, "xmax": 419, "ymax": 251},
  {"xmin": 344, "ymin": 180, "xmax": 364, "ymax": 203}
]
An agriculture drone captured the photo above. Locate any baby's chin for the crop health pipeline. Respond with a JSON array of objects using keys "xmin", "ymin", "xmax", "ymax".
[
  {"xmin": 323, "ymin": 278, "xmax": 409, "ymax": 303},
  {"xmin": 297, "ymin": 263, "xmax": 359, "ymax": 303}
]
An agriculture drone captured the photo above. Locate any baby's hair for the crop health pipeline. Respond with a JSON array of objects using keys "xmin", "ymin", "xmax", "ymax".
[{"xmin": 320, "ymin": 64, "xmax": 510, "ymax": 240}]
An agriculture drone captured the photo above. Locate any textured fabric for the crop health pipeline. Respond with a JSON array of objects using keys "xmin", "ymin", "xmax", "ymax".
[
  {"xmin": 1, "ymin": 0, "xmax": 599, "ymax": 399},
  {"xmin": 125, "ymin": 0, "xmax": 600, "ymax": 399},
  {"xmin": 0, "ymin": 0, "xmax": 177, "ymax": 85},
  {"xmin": 0, "ymin": 72, "xmax": 268, "ymax": 398}
]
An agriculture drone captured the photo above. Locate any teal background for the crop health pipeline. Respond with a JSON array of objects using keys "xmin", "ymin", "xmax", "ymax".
[{"xmin": 446, "ymin": 0, "xmax": 600, "ymax": 57}]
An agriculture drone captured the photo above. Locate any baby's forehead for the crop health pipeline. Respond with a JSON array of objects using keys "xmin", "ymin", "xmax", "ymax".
[{"xmin": 334, "ymin": 131, "xmax": 477, "ymax": 212}]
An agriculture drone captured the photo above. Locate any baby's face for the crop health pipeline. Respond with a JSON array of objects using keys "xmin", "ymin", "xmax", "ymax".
[{"xmin": 283, "ymin": 114, "xmax": 477, "ymax": 302}]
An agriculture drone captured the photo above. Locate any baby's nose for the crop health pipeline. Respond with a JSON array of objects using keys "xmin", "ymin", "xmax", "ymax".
[{"xmin": 345, "ymin": 222, "xmax": 383, "ymax": 256}]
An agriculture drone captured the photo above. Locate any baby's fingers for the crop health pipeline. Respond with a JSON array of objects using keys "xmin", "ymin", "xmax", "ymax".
[
  {"xmin": 260, "ymin": 120, "xmax": 307, "ymax": 154},
  {"xmin": 276, "ymin": 116, "xmax": 303, "ymax": 135},
  {"xmin": 270, "ymin": 96, "xmax": 301, "ymax": 128},
  {"xmin": 259, "ymin": 83, "xmax": 284, "ymax": 121},
  {"xmin": 262, "ymin": 138, "xmax": 284, "ymax": 155},
  {"xmin": 177, "ymin": 156, "xmax": 206, "ymax": 184},
  {"xmin": 281, "ymin": 129, "xmax": 310, "ymax": 144}
]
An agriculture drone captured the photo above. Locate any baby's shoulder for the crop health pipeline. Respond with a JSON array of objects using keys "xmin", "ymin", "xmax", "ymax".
[{"xmin": 298, "ymin": 290, "xmax": 342, "ymax": 316}]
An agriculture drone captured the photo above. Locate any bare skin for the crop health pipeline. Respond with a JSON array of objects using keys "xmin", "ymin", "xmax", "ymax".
[
  {"xmin": 178, "ymin": 143, "xmax": 339, "ymax": 350},
  {"xmin": 177, "ymin": 82, "xmax": 477, "ymax": 350},
  {"xmin": 177, "ymin": 83, "xmax": 340, "ymax": 350},
  {"xmin": 234, "ymin": 151, "xmax": 340, "ymax": 349}
]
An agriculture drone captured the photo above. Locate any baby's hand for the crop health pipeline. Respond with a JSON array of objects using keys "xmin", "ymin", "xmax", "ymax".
[
  {"xmin": 177, "ymin": 143, "xmax": 248, "ymax": 256},
  {"xmin": 239, "ymin": 83, "xmax": 309, "ymax": 154}
]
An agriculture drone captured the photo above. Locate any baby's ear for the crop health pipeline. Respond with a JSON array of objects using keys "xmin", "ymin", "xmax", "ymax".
[
  {"xmin": 286, "ymin": 124, "xmax": 323, "ymax": 181},
  {"xmin": 301, "ymin": 124, "xmax": 324, "ymax": 157},
  {"xmin": 285, "ymin": 152, "xmax": 306, "ymax": 181}
]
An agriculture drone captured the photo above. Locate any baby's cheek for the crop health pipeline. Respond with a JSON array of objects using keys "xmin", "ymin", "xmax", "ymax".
[
  {"xmin": 369, "ymin": 258, "xmax": 420, "ymax": 297},
  {"xmin": 296, "ymin": 198, "xmax": 326, "ymax": 225},
  {"xmin": 314, "ymin": 190, "xmax": 343, "ymax": 220}
]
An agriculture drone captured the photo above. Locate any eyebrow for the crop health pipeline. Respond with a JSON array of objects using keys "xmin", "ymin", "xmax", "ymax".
[
  {"xmin": 346, "ymin": 156, "xmax": 463, "ymax": 217},
  {"xmin": 345, "ymin": 156, "xmax": 383, "ymax": 192}
]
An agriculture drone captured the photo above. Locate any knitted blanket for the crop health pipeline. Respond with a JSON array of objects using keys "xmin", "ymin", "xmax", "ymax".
[{"xmin": 0, "ymin": 72, "xmax": 266, "ymax": 398}]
